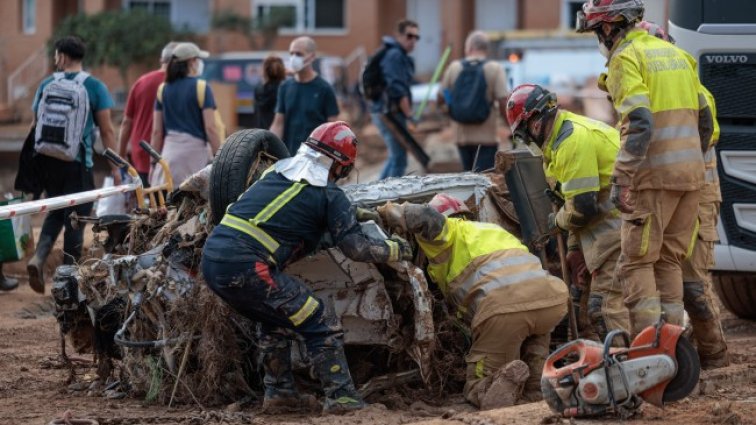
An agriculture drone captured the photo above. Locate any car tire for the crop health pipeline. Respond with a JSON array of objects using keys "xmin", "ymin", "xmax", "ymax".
[
  {"xmin": 209, "ymin": 129, "xmax": 290, "ymax": 224},
  {"xmin": 712, "ymin": 272, "xmax": 756, "ymax": 320}
]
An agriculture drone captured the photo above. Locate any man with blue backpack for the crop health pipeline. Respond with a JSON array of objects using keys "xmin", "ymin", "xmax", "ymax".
[
  {"xmin": 438, "ymin": 31, "xmax": 509, "ymax": 172},
  {"xmin": 26, "ymin": 36, "xmax": 120, "ymax": 294}
]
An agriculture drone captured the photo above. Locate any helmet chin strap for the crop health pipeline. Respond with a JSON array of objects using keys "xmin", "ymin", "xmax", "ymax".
[{"xmin": 528, "ymin": 108, "xmax": 558, "ymax": 148}]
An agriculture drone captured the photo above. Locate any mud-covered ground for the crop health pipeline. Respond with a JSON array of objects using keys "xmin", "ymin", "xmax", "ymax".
[{"xmin": 1, "ymin": 238, "xmax": 754, "ymax": 425}]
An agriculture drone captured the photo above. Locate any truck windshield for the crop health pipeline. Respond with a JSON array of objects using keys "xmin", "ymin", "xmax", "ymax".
[{"xmin": 670, "ymin": 0, "xmax": 756, "ymax": 30}]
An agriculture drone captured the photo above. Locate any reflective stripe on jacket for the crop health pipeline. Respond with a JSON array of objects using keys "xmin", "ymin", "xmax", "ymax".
[
  {"xmin": 416, "ymin": 218, "xmax": 568, "ymax": 328},
  {"xmin": 544, "ymin": 111, "xmax": 622, "ymax": 271},
  {"xmin": 606, "ymin": 29, "xmax": 705, "ymax": 191}
]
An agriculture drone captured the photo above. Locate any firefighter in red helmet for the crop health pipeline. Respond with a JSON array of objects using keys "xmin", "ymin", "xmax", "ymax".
[
  {"xmin": 577, "ymin": 0, "xmax": 715, "ymax": 337},
  {"xmin": 202, "ymin": 121, "xmax": 413, "ymax": 414},
  {"xmin": 377, "ymin": 193, "xmax": 568, "ymax": 409}
]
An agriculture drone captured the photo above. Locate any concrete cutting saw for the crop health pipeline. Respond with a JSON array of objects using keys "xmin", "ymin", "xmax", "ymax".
[{"xmin": 541, "ymin": 321, "xmax": 700, "ymax": 418}]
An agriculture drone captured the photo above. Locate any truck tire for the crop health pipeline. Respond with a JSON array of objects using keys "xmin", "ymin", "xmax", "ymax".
[
  {"xmin": 209, "ymin": 129, "xmax": 289, "ymax": 224},
  {"xmin": 712, "ymin": 272, "xmax": 756, "ymax": 320}
]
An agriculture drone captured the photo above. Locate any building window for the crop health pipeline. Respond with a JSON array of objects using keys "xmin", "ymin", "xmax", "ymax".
[
  {"xmin": 254, "ymin": 0, "xmax": 345, "ymax": 32},
  {"xmin": 22, "ymin": 0, "xmax": 36, "ymax": 34},
  {"xmin": 127, "ymin": 0, "xmax": 171, "ymax": 21},
  {"xmin": 562, "ymin": 0, "xmax": 584, "ymax": 30}
]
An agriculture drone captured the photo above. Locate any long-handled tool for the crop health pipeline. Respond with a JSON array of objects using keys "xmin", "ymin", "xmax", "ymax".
[
  {"xmin": 138, "ymin": 140, "xmax": 173, "ymax": 209},
  {"xmin": 551, "ymin": 203, "xmax": 579, "ymax": 341}
]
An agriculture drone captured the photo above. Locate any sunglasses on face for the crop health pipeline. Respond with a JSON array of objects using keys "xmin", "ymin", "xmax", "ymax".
[{"xmin": 405, "ymin": 33, "xmax": 420, "ymax": 41}]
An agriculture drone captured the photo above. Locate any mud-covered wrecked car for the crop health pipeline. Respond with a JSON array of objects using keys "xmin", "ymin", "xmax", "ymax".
[{"xmin": 51, "ymin": 130, "xmax": 563, "ymax": 406}]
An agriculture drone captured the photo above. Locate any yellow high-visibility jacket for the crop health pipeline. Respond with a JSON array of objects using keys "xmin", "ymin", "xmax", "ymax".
[
  {"xmin": 413, "ymin": 214, "xmax": 567, "ymax": 329},
  {"xmin": 606, "ymin": 29, "xmax": 711, "ymax": 191},
  {"xmin": 543, "ymin": 110, "xmax": 622, "ymax": 271}
]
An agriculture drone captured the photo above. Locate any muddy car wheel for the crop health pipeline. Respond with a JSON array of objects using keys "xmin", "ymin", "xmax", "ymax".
[
  {"xmin": 712, "ymin": 272, "xmax": 756, "ymax": 320},
  {"xmin": 209, "ymin": 129, "xmax": 290, "ymax": 224}
]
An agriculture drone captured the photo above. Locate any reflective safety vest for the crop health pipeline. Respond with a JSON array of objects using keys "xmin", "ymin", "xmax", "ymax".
[
  {"xmin": 607, "ymin": 29, "xmax": 705, "ymax": 191},
  {"xmin": 543, "ymin": 111, "xmax": 622, "ymax": 271},
  {"xmin": 416, "ymin": 218, "xmax": 568, "ymax": 328}
]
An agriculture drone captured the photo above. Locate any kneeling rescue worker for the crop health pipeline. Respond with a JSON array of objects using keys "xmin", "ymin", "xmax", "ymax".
[
  {"xmin": 202, "ymin": 121, "xmax": 413, "ymax": 414},
  {"xmin": 505, "ymin": 83, "xmax": 630, "ymax": 341},
  {"xmin": 377, "ymin": 194, "xmax": 568, "ymax": 410}
]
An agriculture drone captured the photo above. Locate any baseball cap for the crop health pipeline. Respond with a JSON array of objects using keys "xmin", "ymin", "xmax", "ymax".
[{"xmin": 171, "ymin": 42, "xmax": 209, "ymax": 61}]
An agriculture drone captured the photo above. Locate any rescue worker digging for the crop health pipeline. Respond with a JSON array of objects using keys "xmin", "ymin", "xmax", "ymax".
[
  {"xmin": 505, "ymin": 84, "xmax": 629, "ymax": 341},
  {"xmin": 577, "ymin": 0, "xmax": 714, "ymax": 336},
  {"xmin": 376, "ymin": 194, "xmax": 568, "ymax": 409},
  {"xmin": 201, "ymin": 122, "xmax": 413, "ymax": 414}
]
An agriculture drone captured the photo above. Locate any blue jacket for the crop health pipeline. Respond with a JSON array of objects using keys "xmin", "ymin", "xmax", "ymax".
[
  {"xmin": 371, "ymin": 36, "xmax": 415, "ymax": 113},
  {"xmin": 203, "ymin": 171, "xmax": 393, "ymax": 268}
]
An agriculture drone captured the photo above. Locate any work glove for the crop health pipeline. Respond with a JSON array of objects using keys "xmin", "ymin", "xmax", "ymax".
[
  {"xmin": 547, "ymin": 212, "xmax": 563, "ymax": 235},
  {"xmin": 610, "ymin": 183, "xmax": 634, "ymax": 214},
  {"xmin": 386, "ymin": 234, "xmax": 413, "ymax": 262},
  {"xmin": 544, "ymin": 187, "xmax": 565, "ymax": 208},
  {"xmin": 376, "ymin": 201, "xmax": 408, "ymax": 233},
  {"xmin": 355, "ymin": 207, "xmax": 381, "ymax": 223},
  {"xmin": 565, "ymin": 248, "xmax": 589, "ymax": 289}
]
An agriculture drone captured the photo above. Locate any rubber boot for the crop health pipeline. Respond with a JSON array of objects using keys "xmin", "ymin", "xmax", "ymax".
[
  {"xmin": 588, "ymin": 293, "xmax": 609, "ymax": 341},
  {"xmin": 0, "ymin": 263, "xmax": 18, "ymax": 292},
  {"xmin": 27, "ymin": 233, "xmax": 55, "ymax": 294},
  {"xmin": 479, "ymin": 360, "xmax": 530, "ymax": 410},
  {"xmin": 312, "ymin": 347, "xmax": 365, "ymax": 414},
  {"xmin": 683, "ymin": 281, "xmax": 729, "ymax": 370},
  {"xmin": 259, "ymin": 332, "xmax": 320, "ymax": 414}
]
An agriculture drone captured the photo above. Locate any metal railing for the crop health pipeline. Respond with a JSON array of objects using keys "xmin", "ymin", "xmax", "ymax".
[{"xmin": 7, "ymin": 46, "xmax": 48, "ymax": 104}]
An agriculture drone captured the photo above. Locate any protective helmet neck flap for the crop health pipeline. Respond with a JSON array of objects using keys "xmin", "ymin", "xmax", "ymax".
[{"xmin": 275, "ymin": 144, "xmax": 334, "ymax": 187}]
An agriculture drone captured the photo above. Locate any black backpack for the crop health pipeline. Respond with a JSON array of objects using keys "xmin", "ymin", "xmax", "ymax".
[
  {"xmin": 448, "ymin": 59, "xmax": 491, "ymax": 124},
  {"xmin": 361, "ymin": 46, "xmax": 391, "ymax": 101}
]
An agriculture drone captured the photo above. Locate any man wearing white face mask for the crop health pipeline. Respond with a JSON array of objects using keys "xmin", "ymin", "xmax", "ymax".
[
  {"xmin": 270, "ymin": 37, "xmax": 339, "ymax": 154},
  {"xmin": 150, "ymin": 42, "xmax": 221, "ymax": 187}
]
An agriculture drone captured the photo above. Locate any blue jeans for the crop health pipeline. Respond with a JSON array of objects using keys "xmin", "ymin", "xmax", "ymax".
[{"xmin": 372, "ymin": 112, "xmax": 407, "ymax": 179}]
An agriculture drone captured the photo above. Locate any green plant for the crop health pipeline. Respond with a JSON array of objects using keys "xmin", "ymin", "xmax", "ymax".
[
  {"xmin": 211, "ymin": 8, "xmax": 287, "ymax": 50},
  {"xmin": 50, "ymin": 10, "xmax": 178, "ymax": 89}
]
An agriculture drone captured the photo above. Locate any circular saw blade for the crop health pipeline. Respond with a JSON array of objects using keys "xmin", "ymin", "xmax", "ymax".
[{"xmin": 663, "ymin": 336, "xmax": 701, "ymax": 403}]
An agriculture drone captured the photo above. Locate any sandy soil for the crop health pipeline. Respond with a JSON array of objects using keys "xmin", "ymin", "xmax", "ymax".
[
  {"xmin": 1, "ymin": 244, "xmax": 754, "ymax": 425},
  {"xmin": 1, "ymin": 127, "xmax": 754, "ymax": 425}
]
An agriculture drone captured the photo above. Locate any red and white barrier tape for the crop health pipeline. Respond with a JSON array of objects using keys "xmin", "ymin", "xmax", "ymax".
[{"xmin": 0, "ymin": 182, "xmax": 141, "ymax": 220}]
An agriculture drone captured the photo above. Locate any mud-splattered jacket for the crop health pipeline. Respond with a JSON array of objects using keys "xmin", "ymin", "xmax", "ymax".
[
  {"xmin": 204, "ymin": 171, "xmax": 398, "ymax": 267},
  {"xmin": 605, "ymin": 29, "xmax": 711, "ymax": 191},
  {"xmin": 543, "ymin": 110, "xmax": 622, "ymax": 272},
  {"xmin": 405, "ymin": 204, "xmax": 568, "ymax": 328}
]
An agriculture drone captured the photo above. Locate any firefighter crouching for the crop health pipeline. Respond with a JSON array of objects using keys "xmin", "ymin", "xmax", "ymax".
[
  {"xmin": 201, "ymin": 122, "xmax": 413, "ymax": 414},
  {"xmin": 577, "ymin": 0, "xmax": 714, "ymax": 336},
  {"xmin": 377, "ymin": 194, "xmax": 569, "ymax": 410},
  {"xmin": 505, "ymin": 83, "xmax": 630, "ymax": 341}
]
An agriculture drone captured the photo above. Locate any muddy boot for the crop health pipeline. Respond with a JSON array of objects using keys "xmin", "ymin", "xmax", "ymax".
[
  {"xmin": 0, "ymin": 264, "xmax": 18, "ymax": 292},
  {"xmin": 683, "ymin": 280, "xmax": 729, "ymax": 370},
  {"xmin": 479, "ymin": 360, "xmax": 530, "ymax": 410},
  {"xmin": 259, "ymin": 331, "xmax": 320, "ymax": 414},
  {"xmin": 28, "ymin": 233, "xmax": 55, "ymax": 294},
  {"xmin": 312, "ymin": 347, "xmax": 365, "ymax": 414},
  {"xmin": 262, "ymin": 388, "xmax": 321, "ymax": 414}
]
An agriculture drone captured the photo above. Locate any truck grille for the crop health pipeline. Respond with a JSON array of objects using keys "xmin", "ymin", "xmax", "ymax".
[
  {"xmin": 717, "ymin": 129, "xmax": 756, "ymax": 251},
  {"xmin": 700, "ymin": 53, "xmax": 756, "ymax": 120}
]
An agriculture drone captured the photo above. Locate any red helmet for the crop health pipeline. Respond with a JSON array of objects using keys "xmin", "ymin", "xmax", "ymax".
[
  {"xmin": 576, "ymin": 0, "xmax": 644, "ymax": 33},
  {"xmin": 429, "ymin": 193, "xmax": 471, "ymax": 217},
  {"xmin": 305, "ymin": 121, "xmax": 358, "ymax": 169},
  {"xmin": 637, "ymin": 20, "xmax": 675, "ymax": 43},
  {"xmin": 505, "ymin": 84, "xmax": 557, "ymax": 139}
]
